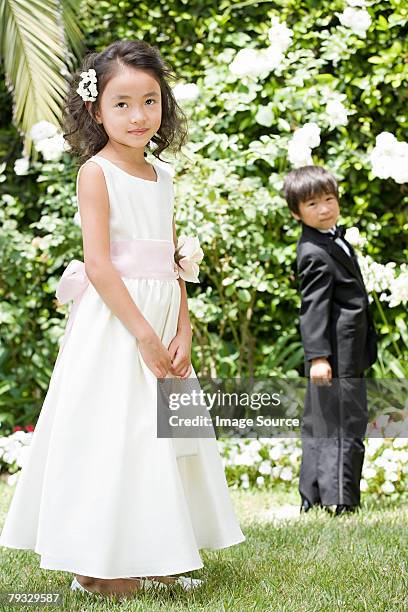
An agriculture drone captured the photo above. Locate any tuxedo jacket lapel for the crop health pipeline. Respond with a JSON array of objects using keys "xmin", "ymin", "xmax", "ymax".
[{"xmin": 301, "ymin": 224, "xmax": 366, "ymax": 290}]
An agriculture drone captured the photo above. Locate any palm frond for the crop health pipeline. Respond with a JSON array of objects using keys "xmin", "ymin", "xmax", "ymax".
[{"xmin": 0, "ymin": 0, "xmax": 84, "ymax": 157}]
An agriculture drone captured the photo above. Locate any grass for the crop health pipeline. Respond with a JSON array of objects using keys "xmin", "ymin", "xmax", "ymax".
[{"xmin": 0, "ymin": 481, "xmax": 407, "ymax": 611}]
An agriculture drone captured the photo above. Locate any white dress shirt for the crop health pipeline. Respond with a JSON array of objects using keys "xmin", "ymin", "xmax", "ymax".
[{"xmin": 317, "ymin": 226, "xmax": 351, "ymax": 257}]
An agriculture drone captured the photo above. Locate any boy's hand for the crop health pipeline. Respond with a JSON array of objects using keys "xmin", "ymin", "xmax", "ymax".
[
  {"xmin": 310, "ymin": 357, "xmax": 332, "ymax": 386},
  {"xmin": 167, "ymin": 328, "xmax": 192, "ymax": 379}
]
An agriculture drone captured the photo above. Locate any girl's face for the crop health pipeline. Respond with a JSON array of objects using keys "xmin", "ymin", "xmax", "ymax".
[{"xmin": 93, "ymin": 66, "xmax": 162, "ymax": 150}]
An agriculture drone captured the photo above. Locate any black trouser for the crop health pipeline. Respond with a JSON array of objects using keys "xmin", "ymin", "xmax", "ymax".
[{"xmin": 299, "ymin": 376, "xmax": 368, "ymax": 507}]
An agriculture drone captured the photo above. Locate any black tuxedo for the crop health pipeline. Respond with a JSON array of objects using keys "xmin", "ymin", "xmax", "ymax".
[
  {"xmin": 297, "ymin": 223, "xmax": 377, "ymax": 377},
  {"xmin": 296, "ymin": 223, "xmax": 378, "ymax": 507}
]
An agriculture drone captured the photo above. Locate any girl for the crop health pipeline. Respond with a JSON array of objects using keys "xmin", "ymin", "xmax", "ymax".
[{"xmin": 0, "ymin": 40, "xmax": 245, "ymax": 599}]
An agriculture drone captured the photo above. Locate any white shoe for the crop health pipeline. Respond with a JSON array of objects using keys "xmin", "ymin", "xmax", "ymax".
[
  {"xmin": 70, "ymin": 575, "xmax": 148, "ymax": 596},
  {"xmin": 129, "ymin": 575, "xmax": 203, "ymax": 591},
  {"xmin": 70, "ymin": 576, "xmax": 93, "ymax": 594},
  {"xmin": 174, "ymin": 576, "xmax": 204, "ymax": 590}
]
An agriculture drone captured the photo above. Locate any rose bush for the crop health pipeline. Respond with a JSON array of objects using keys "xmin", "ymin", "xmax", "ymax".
[{"xmin": 2, "ymin": 433, "xmax": 406, "ymax": 502}]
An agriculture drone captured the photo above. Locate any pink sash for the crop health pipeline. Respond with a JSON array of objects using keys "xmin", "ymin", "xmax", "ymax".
[{"xmin": 55, "ymin": 238, "xmax": 179, "ymax": 347}]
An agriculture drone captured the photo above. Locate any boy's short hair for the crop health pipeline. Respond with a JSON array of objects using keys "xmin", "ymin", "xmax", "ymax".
[{"xmin": 283, "ymin": 165, "xmax": 339, "ymax": 214}]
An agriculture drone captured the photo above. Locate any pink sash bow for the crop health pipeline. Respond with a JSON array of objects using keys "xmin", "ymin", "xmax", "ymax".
[{"xmin": 56, "ymin": 239, "xmax": 179, "ymax": 307}]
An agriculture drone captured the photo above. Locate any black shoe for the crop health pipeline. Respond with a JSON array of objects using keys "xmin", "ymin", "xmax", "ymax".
[
  {"xmin": 335, "ymin": 504, "xmax": 358, "ymax": 516},
  {"xmin": 300, "ymin": 498, "xmax": 312, "ymax": 513}
]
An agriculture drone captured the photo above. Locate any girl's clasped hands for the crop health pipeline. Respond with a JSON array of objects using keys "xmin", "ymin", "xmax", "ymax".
[{"xmin": 138, "ymin": 328, "xmax": 192, "ymax": 379}]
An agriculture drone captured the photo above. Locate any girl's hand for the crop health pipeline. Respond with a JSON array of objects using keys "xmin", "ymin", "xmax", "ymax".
[
  {"xmin": 168, "ymin": 328, "xmax": 192, "ymax": 379},
  {"xmin": 138, "ymin": 330, "xmax": 173, "ymax": 378}
]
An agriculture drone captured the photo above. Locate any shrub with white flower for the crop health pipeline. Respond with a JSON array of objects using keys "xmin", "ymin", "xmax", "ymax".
[
  {"xmin": 172, "ymin": 83, "xmax": 200, "ymax": 102},
  {"xmin": 2, "ymin": 433, "xmax": 406, "ymax": 500},
  {"xmin": 0, "ymin": 430, "xmax": 33, "ymax": 485},
  {"xmin": 358, "ymin": 256, "xmax": 408, "ymax": 308},
  {"xmin": 29, "ymin": 121, "xmax": 70, "ymax": 161},
  {"xmin": 287, "ymin": 122, "xmax": 321, "ymax": 167},
  {"xmin": 255, "ymin": 105, "xmax": 274, "ymax": 127},
  {"xmin": 73, "ymin": 211, "xmax": 81, "ymax": 227},
  {"xmin": 229, "ymin": 16, "xmax": 293, "ymax": 77},
  {"xmin": 325, "ymin": 98, "xmax": 349, "ymax": 129},
  {"xmin": 30, "ymin": 120, "xmax": 58, "ymax": 143},
  {"xmin": 14, "ymin": 157, "xmax": 30, "ymax": 175},
  {"xmin": 268, "ymin": 16, "xmax": 293, "ymax": 53},
  {"xmin": 338, "ymin": 6, "xmax": 372, "ymax": 38},
  {"xmin": 35, "ymin": 134, "xmax": 68, "ymax": 161},
  {"xmin": 369, "ymin": 132, "xmax": 408, "ymax": 184},
  {"xmin": 344, "ymin": 227, "xmax": 368, "ymax": 249},
  {"xmin": 216, "ymin": 437, "xmax": 407, "ymax": 500},
  {"xmin": 387, "ymin": 266, "xmax": 408, "ymax": 308},
  {"xmin": 218, "ymin": 438, "xmax": 303, "ymax": 490},
  {"xmin": 343, "ymin": 227, "xmax": 407, "ymax": 310}
]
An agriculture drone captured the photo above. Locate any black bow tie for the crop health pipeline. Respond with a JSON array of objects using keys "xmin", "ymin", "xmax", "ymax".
[{"xmin": 330, "ymin": 225, "xmax": 346, "ymax": 240}]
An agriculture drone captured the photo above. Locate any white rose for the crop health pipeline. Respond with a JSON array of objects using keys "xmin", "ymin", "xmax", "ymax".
[
  {"xmin": 381, "ymin": 481, "xmax": 395, "ymax": 494},
  {"xmin": 255, "ymin": 105, "xmax": 274, "ymax": 127},
  {"xmin": 35, "ymin": 134, "xmax": 66, "ymax": 161},
  {"xmin": 269, "ymin": 445, "xmax": 283, "ymax": 461},
  {"xmin": 73, "ymin": 211, "xmax": 81, "ymax": 227},
  {"xmin": 362, "ymin": 467, "xmax": 376, "ymax": 479},
  {"xmin": 259, "ymin": 47, "xmax": 285, "ymax": 72},
  {"xmin": 230, "ymin": 48, "xmax": 261, "ymax": 76},
  {"xmin": 234, "ymin": 451, "xmax": 253, "ymax": 466},
  {"xmin": 30, "ymin": 120, "xmax": 58, "ymax": 143},
  {"xmin": 280, "ymin": 467, "xmax": 293, "ymax": 481},
  {"xmin": 259, "ymin": 460, "xmax": 273, "ymax": 475},
  {"xmin": 293, "ymin": 122, "xmax": 321, "ymax": 148},
  {"xmin": 326, "ymin": 99, "xmax": 349, "ymax": 129},
  {"xmin": 366, "ymin": 438, "xmax": 384, "ymax": 453},
  {"xmin": 16, "ymin": 444, "xmax": 31, "ymax": 468},
  {"xmin": 339, "ymin": 7, "xmax": 372, "ymax": 37},
  {"xmin": 267, "ymin": 16, "xmax": 293, "ymax": 53},
  {"xmin": 14, "ymin": 157, "xmax": 30, "ymax": 175},
  {"xmin": 388, "ymin": 271, "xmax": 408, "ymax": 307},
  {"xmin": 375, "ymin": 131, "xmax": 397, "ymax": 152},
  {"xmin": 247, "ymin": 440, "xmax": 262, "ymax": 452},
  {"xmin": 344, "ymin": 227, "xmax": 367, "ymax": 248},
  {"xmin": 347, "ymin": 0, "xmax": 367, "ymax": 6},
  {"xmin": 393, "ymin": 438, "xmax": 408, "ymax": 449},
  {"xmin": 370, "ymin": 155, "xmax": 394, "ymax": 180},
  {"xmin": 172, "ymin": 83, "xmax": 200, "ymax": 102},
  {"xmin": 360, "ymin": 479, "xmax": 368, "ymax": 492},
  {"xmin": 288, "ymin": 140, "xmax": 313, "ymax": 167}
]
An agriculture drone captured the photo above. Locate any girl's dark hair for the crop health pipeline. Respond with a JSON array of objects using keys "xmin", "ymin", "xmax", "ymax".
[
  {"xmin": 283, "ymin": 165, "xmax": 339, "ymax": 214},
  {"xmin": 62, "ymin": 40, "xmax": 188, "ymax": 166}
]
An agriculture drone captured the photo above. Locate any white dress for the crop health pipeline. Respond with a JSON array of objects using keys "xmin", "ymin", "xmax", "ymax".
[{"xmin": 0, "ymin": 155, "xmax": 245, "ymax": 579}]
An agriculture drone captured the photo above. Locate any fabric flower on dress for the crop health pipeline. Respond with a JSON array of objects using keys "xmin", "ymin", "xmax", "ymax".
[
  {"xmin": 76, "ymin": 68, "xmax": 98, "ymax": 102},
  {"xmin": 174, "ymin": 235, "xmax": 204, "ymax": 283}
]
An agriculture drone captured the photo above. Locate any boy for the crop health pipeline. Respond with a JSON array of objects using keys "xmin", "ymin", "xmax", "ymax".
[{"xmin": 283, "ymin": 165, "xmax": 377, "ymax": 515}]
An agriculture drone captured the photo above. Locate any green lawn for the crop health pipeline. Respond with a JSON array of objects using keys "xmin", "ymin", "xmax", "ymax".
[{"xmin": 0, "ymin": 481, "xmax": 407, "ymax": 611}]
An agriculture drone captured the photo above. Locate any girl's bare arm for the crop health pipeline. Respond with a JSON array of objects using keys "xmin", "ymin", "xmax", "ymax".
[{"xmin": 78, "ymin": 162, "xmax": 154, "ymax": 341}]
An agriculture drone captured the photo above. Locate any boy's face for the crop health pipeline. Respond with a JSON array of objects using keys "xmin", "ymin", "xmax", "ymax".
[{"xmin": 291, "ymin": 192, "xmax": 340, "ymax": 231}]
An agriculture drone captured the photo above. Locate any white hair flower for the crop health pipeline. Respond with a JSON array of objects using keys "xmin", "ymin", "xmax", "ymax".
[{"xmin": 76, "ymin": 68, "xmax": 98, "ymax": 102}]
